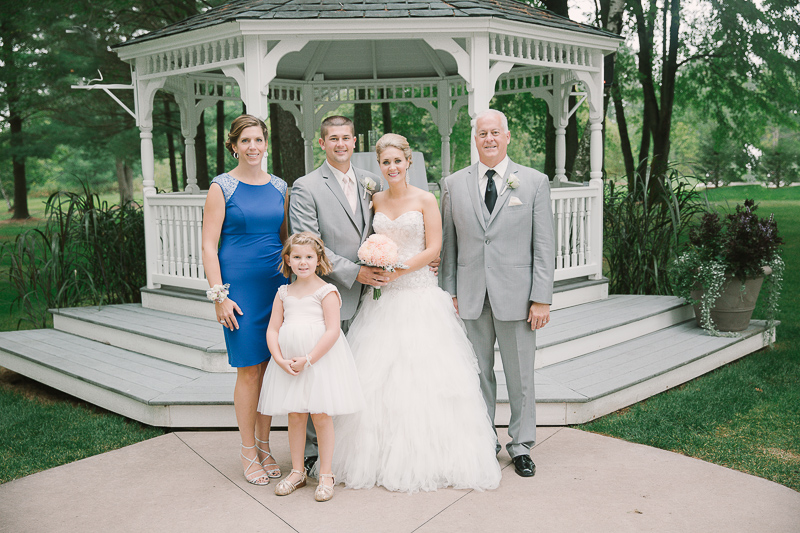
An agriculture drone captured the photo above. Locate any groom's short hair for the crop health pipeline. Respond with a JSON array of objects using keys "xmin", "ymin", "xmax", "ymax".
[{"xmin": 320, "ymin": 115, "xmax": 355, "ymax": 139}]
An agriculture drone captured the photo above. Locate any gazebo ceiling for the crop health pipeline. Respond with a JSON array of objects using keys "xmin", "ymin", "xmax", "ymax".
[{"xmin": 119, "ymin": 0, "xmax": 615, "ymax": 48}]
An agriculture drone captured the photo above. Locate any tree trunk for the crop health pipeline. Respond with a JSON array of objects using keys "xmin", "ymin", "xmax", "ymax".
[
  {"xmin": 354, "ymin": 100, "xmax": 372, "ymax": 151},
  {"xmin": 382, "ymin": 102, "xmax": 392, "ymax": 133},
  {"xmin": 195, "ymin": 110, "xmax": 209, "ymax": 190},
  {"xmin": 649, "ymin": 0, "xmax": 681, "ymax": 181},
  {"xmin": 116, "ymin": 157, "xmax": 134, "ymax": 204},
  {"xmin": 216, "ymin": 100, "xmax": 225, "ymax": 176},
  {"xmin": 271, "ymin": 105, "xmax": 305, "ymax": 184},
  {"xmin": 164, "ymin": 99, "xmax": 179, "ymax": 192},
  {"xmin": 10, "ymin": 113, "xmax": 29, "ymax": 219},
  {"xmin": 269, "ymin": 103, "xmax": 283, "ymax": 178}
]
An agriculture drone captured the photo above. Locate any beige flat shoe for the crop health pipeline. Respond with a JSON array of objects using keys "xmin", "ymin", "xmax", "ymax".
[
  {"xmin": 275, "ymin": 469, "xmax": 306, "ymax": 496},
  {"xmin": 315, "ymin": 473, "xmax": 335, "ymax": 502}
]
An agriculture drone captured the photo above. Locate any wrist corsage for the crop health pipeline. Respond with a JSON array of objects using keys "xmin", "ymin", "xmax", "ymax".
[
  {"xmin": 206, "ymin": 283, "xmax": 230, "ymax": 304},
  {"xmin": 304, "ymin": 354, "xmax": 313, "ymax": 369}
]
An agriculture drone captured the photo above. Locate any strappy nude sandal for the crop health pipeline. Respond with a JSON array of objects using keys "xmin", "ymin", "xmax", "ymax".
[
  {"xmin": 255, "ymin": 437, "xmax": 281, "ymax": 478},
  {"xmin": 275, "ymin": 469, "xmax": 307, "ymax": 496},
  {"xmin": 241, "ymin": 443, "xmax": 270, "ymax": 486},
  {"xmin": 315, "ymin": 473, "xmax": 335, "ymax": 502}
]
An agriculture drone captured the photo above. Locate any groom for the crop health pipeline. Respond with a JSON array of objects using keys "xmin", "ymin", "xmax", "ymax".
[
  {"xmin": 441, "ymin": 109, "xmax": 555, "ymax": 478},
  {"xmin": 289, "ymin": 115, "xmax": 387, "ymax": 472}
]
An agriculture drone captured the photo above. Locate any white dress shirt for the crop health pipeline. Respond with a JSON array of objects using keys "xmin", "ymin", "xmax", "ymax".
[
  {"xmin": 326, "ymin": 160, "xmax": 358, "ymax": 213},
  {"xmin": 478, "ymin": 156, "xmax": 510, "ymax": 198}
]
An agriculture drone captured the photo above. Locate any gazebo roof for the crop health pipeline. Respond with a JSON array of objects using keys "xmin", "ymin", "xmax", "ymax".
[{"xmin": 119, "ymin": 0, "xmax": 615, "ymax": 47}]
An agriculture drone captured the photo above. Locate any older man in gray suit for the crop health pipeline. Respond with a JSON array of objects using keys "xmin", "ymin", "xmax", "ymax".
[
  {"xmin": 441, "ymin": 109, "xmax": 555, "ymax": 478},
  {"xmin": 289, "ymin": 115, "xmax": 387, "ymax": 472}
]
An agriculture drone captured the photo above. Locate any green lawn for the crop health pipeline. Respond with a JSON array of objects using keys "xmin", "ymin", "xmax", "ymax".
[{"xmin": 581, "ymin": 188, "xmax": 800, "ymax": 491}]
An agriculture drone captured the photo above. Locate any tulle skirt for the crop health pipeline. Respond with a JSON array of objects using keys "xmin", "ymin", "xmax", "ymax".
[
  {"xmin": 332, "ymin": 284, "xmax": 501, "ymax": 492},
  {"xmin": 258, "ymin": 323, "xmax": 365, "ymax": 416}
]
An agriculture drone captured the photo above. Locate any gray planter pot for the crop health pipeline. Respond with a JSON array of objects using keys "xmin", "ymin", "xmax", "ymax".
[{"xmin": 691, "ymin": 267, "xmax": 771, "ymax": 332}]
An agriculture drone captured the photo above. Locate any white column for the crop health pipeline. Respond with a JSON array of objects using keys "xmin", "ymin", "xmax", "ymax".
[
  {"xmin": 437, "ymin": 80, "xmax": 453, "ymax": 179},
  {"xmin": 468, "ymin": 35, "xmax": 492, "ymax": 164},
  {"xmin": 135, "ymin": 75, "xmax": 165, "ymax": 289},
  {"xmin": 302, "ymin": 83, "xmax": 316, "ymax": 174}
]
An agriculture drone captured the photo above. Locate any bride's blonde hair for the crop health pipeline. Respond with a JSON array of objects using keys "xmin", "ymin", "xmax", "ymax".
[
  {"xmin": 280, "ymin": 232, "xmax": 333, "ymax": 278},
  {"xmin": 375, "ymin": 133, "xmax": 413, "ymax": 167}
]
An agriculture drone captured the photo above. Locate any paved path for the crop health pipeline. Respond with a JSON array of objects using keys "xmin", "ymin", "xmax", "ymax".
[{"xmin": 2, "ymin": 428, "xmax": 798, "ymax": 532}]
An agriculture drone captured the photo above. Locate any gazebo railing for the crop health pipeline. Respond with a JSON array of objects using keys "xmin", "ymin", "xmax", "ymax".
[{"xmin": 143, "ymin": 183, "xmax": 603, "ymax": 291}]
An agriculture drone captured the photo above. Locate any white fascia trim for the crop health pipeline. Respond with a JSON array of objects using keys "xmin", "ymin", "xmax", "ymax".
[{"xmin": 115, "ymin": 22, "xmax": 243, "ymax": 62}]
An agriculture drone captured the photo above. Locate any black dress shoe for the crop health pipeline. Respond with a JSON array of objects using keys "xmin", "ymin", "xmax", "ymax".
[
  {"xmin": 304, "ymin": 455, "xmax": 318, "ymax": 475},
  {"xmin": 512, "ymin": 455, "xmax": 536, "ymax": 477}
]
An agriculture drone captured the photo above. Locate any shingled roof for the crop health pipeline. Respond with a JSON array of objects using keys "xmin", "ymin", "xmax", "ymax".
[{"xmin": 118, "ymin": 0, "xmax": 615, "ymax": 47}]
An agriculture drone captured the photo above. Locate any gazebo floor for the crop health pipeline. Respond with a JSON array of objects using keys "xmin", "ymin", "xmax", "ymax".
[{"xmin": 0, "ymin": 293, "xmax": 772, "ymax": 428}]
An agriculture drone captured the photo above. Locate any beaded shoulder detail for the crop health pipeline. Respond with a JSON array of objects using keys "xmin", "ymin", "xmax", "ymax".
[
  {"xmin": 316, "ymin": 284, "xmax": 341, "ymax": 307},
  {"xmin": 270, "ymin": 175, "xmax": 288, "ymax": 200},
  {"xmin": 211, "ymin": 174, "xmax": 238, "ymax": 202},
  {"xmin": 278, "ymin": 284, "xmax": 289, "ymax": 301}
]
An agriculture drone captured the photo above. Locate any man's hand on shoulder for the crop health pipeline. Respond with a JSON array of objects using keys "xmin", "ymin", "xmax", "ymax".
[{"xmin": 527, "ymin": 302, "xmax": 550, "ymax": 330}]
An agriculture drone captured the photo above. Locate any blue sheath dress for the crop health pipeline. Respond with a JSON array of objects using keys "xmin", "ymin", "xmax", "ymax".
[{"xmin": 212, "ymin": 173, "xmax": 288, "ymax": 368}]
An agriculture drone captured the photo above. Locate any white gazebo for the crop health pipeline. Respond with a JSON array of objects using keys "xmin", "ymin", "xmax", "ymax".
[{"xmin": 109, "ymin": 0, "xmax": 621, "ymax": 307}]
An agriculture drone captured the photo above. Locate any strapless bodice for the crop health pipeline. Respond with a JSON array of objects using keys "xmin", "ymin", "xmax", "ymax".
[{"xmin": 372, "ymin": 211, "xmax": 437, "ymax": 292}]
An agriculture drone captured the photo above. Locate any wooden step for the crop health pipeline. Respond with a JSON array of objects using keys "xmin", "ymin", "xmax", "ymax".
[
  {"xmin": 0, "ymin": 320, "xmax": 772, "ymax": 428},
  {"xmin": 51, "ymin": 304, "xmax": 231, "ymax": 373}
]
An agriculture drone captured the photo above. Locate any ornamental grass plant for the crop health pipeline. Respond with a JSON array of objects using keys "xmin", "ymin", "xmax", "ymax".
[{"xmin": 0, "ymin": 183, "xmax": 146, "ymax": 329}]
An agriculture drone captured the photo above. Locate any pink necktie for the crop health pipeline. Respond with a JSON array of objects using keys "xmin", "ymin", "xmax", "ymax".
[{"xmin": 343, "ymin": 176, "xmax": 357, "ymax": 214}]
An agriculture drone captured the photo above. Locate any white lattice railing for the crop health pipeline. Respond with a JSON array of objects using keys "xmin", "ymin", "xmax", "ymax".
[
  {"xmin": 551, "ymin": 184, "xmax": 602, "ymax": 281},
  {"xmin": 146, "ymin": 193, "xmax": 208, "ymax": 290},
  {"xmin": 138, "ymin": 36, "xmax": 244, "ymax": 78},
  {"xmin": 489, "ymin": 33, "xmax": 597, "ymax": 71},
  {"xmin": 144, "ymin": 183, "xmax": 602, "ymax": 291}
]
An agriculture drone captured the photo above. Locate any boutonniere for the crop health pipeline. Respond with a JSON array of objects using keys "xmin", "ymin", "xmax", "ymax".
[
  {"xmin": 506, "ymin": 174, "xmax": 520, "ymax": 190},
  {"xmin": 361, "ymin": 177, "xmax": 377, "ymax": 199}
]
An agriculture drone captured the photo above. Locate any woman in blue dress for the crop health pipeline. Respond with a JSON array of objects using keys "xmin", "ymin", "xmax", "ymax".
[{"xmin": 202, "ymin": 115, "xmax": 289, "ymax": 486}]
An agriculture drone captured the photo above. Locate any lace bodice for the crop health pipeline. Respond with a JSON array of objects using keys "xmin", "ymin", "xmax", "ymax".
[{"xmin": 372, "ymin": 211, "xmax": 437, "ymax": 292}]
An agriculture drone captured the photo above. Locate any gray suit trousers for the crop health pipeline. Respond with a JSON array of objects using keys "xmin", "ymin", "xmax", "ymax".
[{"xmin": 463, "ymin": 295, "xmax": 537, "ymax": 458}]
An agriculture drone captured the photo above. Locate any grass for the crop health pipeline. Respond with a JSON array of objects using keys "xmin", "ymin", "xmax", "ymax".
[
  {"xmin": 0, "ymin": 381, "xmax": 164, "ymax": 484},
  {"xmin": 581, "ymin": 188, "xmax": 800, "ymax": 491}
]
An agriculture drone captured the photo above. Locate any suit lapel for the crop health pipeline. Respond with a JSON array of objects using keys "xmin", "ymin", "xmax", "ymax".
[
  {"xmin": 465, "ymin": 163, "xmax": 487, "ymax": 231},
  {"xmin": 487, "ymin": 162, "xmax": 519, "ymax": 227},
  {"xmin": 353, "ymin": 167, "xmax": 372, "ymax": 238},
  {"xmin": 322, "ymin": 163, "xmax": 359, "ymax": 231}
]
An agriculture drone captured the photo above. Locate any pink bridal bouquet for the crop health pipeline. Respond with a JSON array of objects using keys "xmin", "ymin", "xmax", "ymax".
[{"xmin": 357, "ymin": 234, "xmax": 406, "ymax": 299}]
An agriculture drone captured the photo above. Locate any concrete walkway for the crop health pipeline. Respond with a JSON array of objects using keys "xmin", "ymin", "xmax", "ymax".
[{"xmin": 1, "ymin": 428, "xmax": 798, "ymax": 533}]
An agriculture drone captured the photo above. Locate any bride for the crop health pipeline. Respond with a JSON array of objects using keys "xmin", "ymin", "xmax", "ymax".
[{"xmin": 332, "ymin": 134, "xmax": 501, "ymax": 492}]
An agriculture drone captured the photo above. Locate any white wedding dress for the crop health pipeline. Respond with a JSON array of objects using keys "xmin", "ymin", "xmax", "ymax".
[{"xmin": 332, "ymin": 210, "xmax": 501, "ymax": 492}]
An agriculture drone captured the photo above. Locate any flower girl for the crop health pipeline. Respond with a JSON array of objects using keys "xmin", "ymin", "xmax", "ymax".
[{"xmin": 258, "ymin": 232, "xmax": 364, "ymax": 502}]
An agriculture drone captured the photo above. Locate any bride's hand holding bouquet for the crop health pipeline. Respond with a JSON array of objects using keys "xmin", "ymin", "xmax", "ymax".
[{"xmin": 357, "ymin": 234, "xmax": 407, "ymax": 299}]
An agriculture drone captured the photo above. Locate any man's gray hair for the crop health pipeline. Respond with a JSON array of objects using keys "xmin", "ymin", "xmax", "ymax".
[{"xmin": 472, "ymin": 109, "xmax": 509, "ymax": 132}]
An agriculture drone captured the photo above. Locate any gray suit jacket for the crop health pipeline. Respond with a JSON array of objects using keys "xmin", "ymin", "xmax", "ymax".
[
  {"xmin": 440, "ymin": 160, "xmax": 555, "ymax": 321},
  {"xmin": 289, "ymin": 162, "xmax": 381, "ymax": 321}
]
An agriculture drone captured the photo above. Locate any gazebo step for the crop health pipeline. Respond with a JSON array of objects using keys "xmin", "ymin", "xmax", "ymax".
[
  {"xmin": 50, "ymin": 295, "xmax": 690, "ymax": 376},
  {"xmin": 140, "ymin": 276, "xmax": 610, "ymax": 320},
  {"xmin": 51, "ymin": 304, "xmax": 231, "ymax": 373},
  {"xmin": 531, "ymin": 294, "xmax": 694, "ymax": 369},
  {"xmin": 0, "ymin": 320, "xmax": 772, "ymax": 428},
  {"xmin": 552, "ymin": 276, "xmax": 609, "ymax": 310}
]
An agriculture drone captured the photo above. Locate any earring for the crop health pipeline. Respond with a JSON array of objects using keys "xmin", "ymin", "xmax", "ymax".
[{"xmin": 233, "ymin": 152, "xmax": 239, "ymax": 159}]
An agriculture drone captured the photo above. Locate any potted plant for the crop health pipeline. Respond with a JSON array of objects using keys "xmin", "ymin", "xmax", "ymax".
[{"xmin": 669, "ymin": 199, "xmax": 784, "ymax": 341}]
